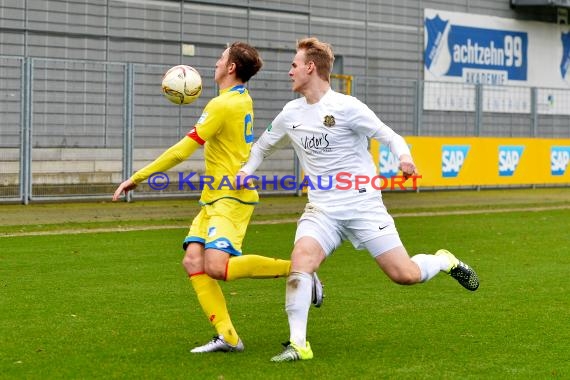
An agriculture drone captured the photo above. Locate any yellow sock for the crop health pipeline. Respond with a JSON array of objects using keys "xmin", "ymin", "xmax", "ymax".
[
  {"xmin": 225, "ymin": 255, "xmax": 291, "ymax": 281},
  {"xmin": 190, "ymin": 273, "xmax": 239, "ymax": 346}
]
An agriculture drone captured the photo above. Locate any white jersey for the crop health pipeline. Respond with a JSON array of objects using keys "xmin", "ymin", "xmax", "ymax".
[{"xmin": 241, "ymin": 89, "xmax": 410, "ymax": 216}]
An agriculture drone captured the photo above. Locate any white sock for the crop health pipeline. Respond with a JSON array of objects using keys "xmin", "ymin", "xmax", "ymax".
[
  {"xmin": 411, "ymin": 254, "xmax": 449, "ymax": 282},
  {"xmin": 285, "ymin": 271, "xmax": 312, "ymax": 348}
]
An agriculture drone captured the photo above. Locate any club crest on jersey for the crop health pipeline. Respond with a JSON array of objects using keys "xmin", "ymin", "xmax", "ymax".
[{"xmin": 323, "ymin": 115, "xmax": 335, "ymax": 127}]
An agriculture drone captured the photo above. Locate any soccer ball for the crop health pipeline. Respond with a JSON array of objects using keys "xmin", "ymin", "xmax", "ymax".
[{"xmin": 161, "ymin": 65, "xmax": 202, "ymax": 105}]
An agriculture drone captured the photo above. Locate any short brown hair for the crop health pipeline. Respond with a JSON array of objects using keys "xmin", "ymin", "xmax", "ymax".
[
  {"xmin": 227, "ymin": 41, "xmax": 263, "ymax": 82},
  {"xmin": 297, "ymin": 37, "xmax": 335, "ymax": 82}
]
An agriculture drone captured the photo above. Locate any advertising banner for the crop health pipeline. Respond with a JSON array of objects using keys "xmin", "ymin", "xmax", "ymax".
[
  {"xmin": 424, "ymin": 9, "xmax": 570, "ymax": 114},
  {"xmin": 377, "ymin": 137, "xmax": 570, "ymax": 188}
]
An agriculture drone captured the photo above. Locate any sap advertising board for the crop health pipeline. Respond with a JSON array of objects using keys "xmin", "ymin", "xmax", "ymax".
[
  {"xmin": 377, "ymin": 137, "xmax": 570, "ymax": 187},
  {"xmin": 424, "ymin": 9, "xmax": 570, "ymax": 115}
]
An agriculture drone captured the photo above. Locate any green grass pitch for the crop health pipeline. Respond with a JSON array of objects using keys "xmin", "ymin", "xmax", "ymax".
[{"xmin": 1, "ymin": 193, "xmax": 569, "ymax": 379}]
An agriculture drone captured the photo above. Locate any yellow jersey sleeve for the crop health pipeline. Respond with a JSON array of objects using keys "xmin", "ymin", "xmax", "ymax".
[{"xmin": 130, "ymin": 136, "xmax": 200, "ymax": 184}]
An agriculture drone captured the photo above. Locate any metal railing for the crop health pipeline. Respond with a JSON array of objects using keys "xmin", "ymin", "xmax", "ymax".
[{"xmin": 1, "ymin": 56, "xmax": 569, "ymax": 203}]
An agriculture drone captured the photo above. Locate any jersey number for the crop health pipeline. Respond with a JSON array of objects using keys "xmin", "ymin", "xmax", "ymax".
[{"xmin": 244, "ymin": 114, "xmax": 254, "ymax": 143}]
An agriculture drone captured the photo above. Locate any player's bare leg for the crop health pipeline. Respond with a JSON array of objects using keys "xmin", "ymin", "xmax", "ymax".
[{"xmin": 375, "ymin": 245, "xmax": 479, "ymax": 290}]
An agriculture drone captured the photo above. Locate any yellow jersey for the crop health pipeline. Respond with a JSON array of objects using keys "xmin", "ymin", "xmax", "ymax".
[
  {"xmin": 130, "ymin": 84, "xmax": 258, "ymax": 205},
  {"xmin": 190, "ymin": 84, "xmax": 258, "ymax": 204}
]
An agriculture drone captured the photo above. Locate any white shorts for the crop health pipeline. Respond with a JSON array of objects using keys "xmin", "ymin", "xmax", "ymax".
[{"xmin": 294, "ymin": 201, "xmax": 403, "ymax": 258}]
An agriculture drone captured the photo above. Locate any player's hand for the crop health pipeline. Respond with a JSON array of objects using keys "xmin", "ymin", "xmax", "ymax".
[
  {"xmin": 235, "ymin": 171, "xmax": 254, "ymax": 189},
  {"xmin": 399, "ymin": 154, "xmax": 418, "ymax": 180},
  {"xmin": 112, "ymin": 179, "xmax": 137, "ymax": 201}
]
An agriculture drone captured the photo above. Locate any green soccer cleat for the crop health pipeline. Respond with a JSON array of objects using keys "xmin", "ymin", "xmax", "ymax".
[
  {"xmin": 190, "ymin": 335, "xmax": 244, "ymax": 353},
  {"xmin": 270, "ymin": 341, "xmax": 314, "ymax": 362},
  {"xmin": 436, "ymin": 249, "xmax": 479, "ymax": 291}
]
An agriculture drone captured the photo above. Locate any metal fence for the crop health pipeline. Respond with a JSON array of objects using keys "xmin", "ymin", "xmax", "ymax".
[{"xmin": 1, "ymin": 56, "xmax": 569, "ymax": 204}]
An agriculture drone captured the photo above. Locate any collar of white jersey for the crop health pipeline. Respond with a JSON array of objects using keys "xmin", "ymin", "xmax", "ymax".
[{"xmin": 302, "ymin": 88, "xmax": 335, "ymax": 107}]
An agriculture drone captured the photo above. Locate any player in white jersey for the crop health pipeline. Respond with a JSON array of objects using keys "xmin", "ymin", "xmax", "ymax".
[
  {"xmin": 259, "ymin": 87, "xmax": 410, "ymax": 215},
  {"xmin": 238, "ymin": 37, "xmax": 480, "ymax": 362}
]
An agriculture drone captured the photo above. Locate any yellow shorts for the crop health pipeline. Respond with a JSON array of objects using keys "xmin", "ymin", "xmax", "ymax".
[{"xmin": 183, "ymin": 198, "xmax": 254, "ymax": 256}]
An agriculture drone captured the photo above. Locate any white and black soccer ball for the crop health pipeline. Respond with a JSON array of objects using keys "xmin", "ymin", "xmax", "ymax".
[{"xmin": 161, "ymin": 65, "xmax": 202, "ymax": 105}]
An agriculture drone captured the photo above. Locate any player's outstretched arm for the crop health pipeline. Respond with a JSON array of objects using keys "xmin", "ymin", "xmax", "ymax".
[
  {"xmin": 112, "ymin": 178, "xmax": 137, "ymax": 201},
  {"xmin": 240, "ymin": 126, "xmax": 286, "ymax": 175},
  {"xmin": 111, "ymin": 136, "xmax": 201, "ymax": 201}
]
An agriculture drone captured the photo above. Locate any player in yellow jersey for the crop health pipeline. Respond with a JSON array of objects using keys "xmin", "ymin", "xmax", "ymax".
[{"xmin": 112, "ymin": 41, "xmax": 323, "ymax": 353}]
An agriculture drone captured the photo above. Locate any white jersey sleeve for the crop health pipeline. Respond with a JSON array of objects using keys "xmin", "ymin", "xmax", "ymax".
[
  {"xmin": 348, "ymin": 97, "xmax": 411, "ymax": 158},
  {"xmin": 240, "ymin": 111, "xmax": 291, "ymax": 175}
]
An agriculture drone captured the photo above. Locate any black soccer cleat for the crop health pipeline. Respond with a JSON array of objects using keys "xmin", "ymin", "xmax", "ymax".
[
  {"xmin": 449, "ymin": 261, "xmax": 480, "ymax": 291},
  {"xmin": 436, "ymin": 249, "xmax": 479, "ymax": 291}
]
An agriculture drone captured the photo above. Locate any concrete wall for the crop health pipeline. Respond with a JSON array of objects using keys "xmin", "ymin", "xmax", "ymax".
[{"xmin": 0, "ymin": 0, "xmax": 567, "ymax": 199}]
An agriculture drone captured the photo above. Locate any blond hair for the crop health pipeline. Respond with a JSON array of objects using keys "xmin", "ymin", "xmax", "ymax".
[{"xmin": 296, "ymin": 37, "xmax": 335, "ymax": 82}]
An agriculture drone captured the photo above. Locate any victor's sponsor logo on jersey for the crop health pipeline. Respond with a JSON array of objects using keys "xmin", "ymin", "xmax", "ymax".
[
  {"xmin": 301, "ymin": 133, "xmax": 331, "ymax": 152},
  {"xmin": 498, "ymin": 145, "xmax": 524, "ymax": 176},
  {"xmin": 379, "ymin": 145, "xmax": 401, "ymax": 177},
  {"xmin": 551, "ymin": 146, "xmax": 570, "ymax": 176},
  {"xmin": 442, "ymin": 145, "xmax": 470, "ymax": 178}
]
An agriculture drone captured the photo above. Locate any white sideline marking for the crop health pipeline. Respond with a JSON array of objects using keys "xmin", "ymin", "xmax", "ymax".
[{"xmin": 1, "ymin": 205, "xmax": 569, "ymax": 238}]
